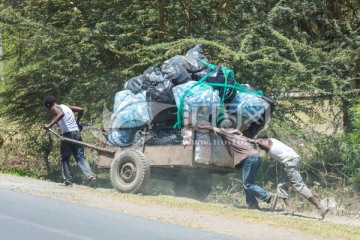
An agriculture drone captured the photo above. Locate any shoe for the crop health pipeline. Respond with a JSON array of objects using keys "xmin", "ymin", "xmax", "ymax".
[
  {"xmin": 318, "ymin": 206, "xmax": 329, "ymax": 220},
  {"xmin": 282, "ymin": 207, "xmax": 295, "ymax": 216},
  {"xmin": 269, "ymin": 193, "xmax": 278, "ymax": 211},
  {"xmin": 232, "ymin": 198, "xmax": 242, "ymax": 208},
  {"xmin": 87, "ymin": 176, "xmax": 96, "ymax": 187},
  {"xmin": 60, "ymin": 181, "xmax": 73, "ymax": 187},
  {"xmin": 248, "ymin": 204, "xmax": 260, "ymax": 210}
]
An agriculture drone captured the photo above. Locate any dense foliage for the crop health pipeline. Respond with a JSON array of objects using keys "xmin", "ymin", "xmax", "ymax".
[
  {"xmin": 1, "ymin": 0, "xmax": 359, "ymax": 125},
  {"xmin": 0, "ymin": 0, "xmax": 359, "ymax": 188},
  {"xmin": 345, "ymin": 100, "xmax": 360, "ymax": 190}
]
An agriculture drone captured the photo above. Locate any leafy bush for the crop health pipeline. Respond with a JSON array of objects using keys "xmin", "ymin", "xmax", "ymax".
[
  {"xmin": 307, "ymin": 134, "xmax": 346, "ymax": 187},
  {"xmin": 344, "ymin": 100, "xmax": 360, "ymax": 191},
  {"xmin": 0, "ymin": 126, "xmax": 57, "ymax": 178},
  {"xmin": 349, "ymin": 169, "xmax": 360, "ymax": 191}
]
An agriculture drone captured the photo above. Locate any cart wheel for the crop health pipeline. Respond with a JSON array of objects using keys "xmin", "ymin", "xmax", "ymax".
[
  {"xmin": 173, "ymin": 173, "xmax": 213, "ymax": 200},
  {"xmin": 110, "ymin": 149, "xmax": 150, "ymax": 193}
]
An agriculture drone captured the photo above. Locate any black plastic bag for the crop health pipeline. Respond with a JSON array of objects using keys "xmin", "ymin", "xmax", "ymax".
[
  {"xmin": 192, "ymin": 68, "xmax": 212, "ymax": 81},
  {"xmin": 146, "ymin": 80, "xmax": 175, "ymax": 104},
  {"xmin": 124, "ymin": 75, "xmax": 146, "ymax": 93},
  {"xmin": 186, "ymin": 44, "xmax": 208, "ymax": 63},
  {"xmin": 161, "ymin": 61, "xmax": 192, "ymax": 85},
  {"xmin": 146, "ymin": 80, "xmax": 178, "ymax": 123},
  {"xmin": 204, "ymin": 66, "xmax": 236, "ymax": 103},
  {"xmin": 143, "ymin": 66, "xmax": 166, "ymax": 83}
]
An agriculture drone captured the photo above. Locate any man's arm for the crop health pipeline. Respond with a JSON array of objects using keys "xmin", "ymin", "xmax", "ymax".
[
  {"xmin": 243, "ymin": 136, "xmax": 256, "ymax": 144},
  {"xmin": 197, "ymin": 124, "xmax": 214, "ymax": 132},
  {"xmin": 69, "ymin": 106, "xmax": 84, "ymax": 124},
  {"xmin": 43, "ymin": 105, "xmax": 64, "ymax": 130},
  {"xmin": 254, "ymin": 139, "xmax": 273, "ymax": 153},
  {"xmin": 196, "ymin": 124, "xmax": 222, "ymax": 135}
]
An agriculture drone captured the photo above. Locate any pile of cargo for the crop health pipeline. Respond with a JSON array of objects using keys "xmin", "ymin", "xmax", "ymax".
[{"xmin": 108, "ymin": 45, "xmax": 274, "ymax": 153}]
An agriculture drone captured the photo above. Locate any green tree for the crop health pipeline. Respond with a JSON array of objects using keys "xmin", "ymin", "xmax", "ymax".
[
  {"xmin": 0, "ymin": 0, "xmax": 359, "ymax": 189},
  {"xmin": 1, "ymin": 0, "xmax": 359, "ymax": 128}
]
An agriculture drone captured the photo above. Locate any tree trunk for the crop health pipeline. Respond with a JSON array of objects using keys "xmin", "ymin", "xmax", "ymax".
[
  {"xmin": 186, "ymin": 3, "xmax": 193, "ymax": 36},
  {"xmin": 0, "ymin": 33, "xmax": 4, "ymax": 81},
  {"xmin": 179, "ymin": 0, "xmax": 193, "ymax": 36},
  {"xmin": 343, "ymin": 99, "xmax": 353, "ymax": 133},
  {"xmin": 157, "ymin": 0, "xmax": 165, "ymax": 39}
]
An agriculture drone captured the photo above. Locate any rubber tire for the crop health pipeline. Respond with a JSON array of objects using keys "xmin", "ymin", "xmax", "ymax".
[
  {"xmin": 110, "ymin": 149, "xmax": 150, "ymax": 193},
  {"xmin": 173, "ymin": 173, "xmax": 213, "ymax": 200}
]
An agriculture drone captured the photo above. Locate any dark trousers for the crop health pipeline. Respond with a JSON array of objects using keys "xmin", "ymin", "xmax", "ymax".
[
  {"xmin": 236, "ymin": 154, "xmax": 271, "ymax": 207},
  {"xmin": 61, "ymin": 131, "xmax": 93, "ymax": 183}
]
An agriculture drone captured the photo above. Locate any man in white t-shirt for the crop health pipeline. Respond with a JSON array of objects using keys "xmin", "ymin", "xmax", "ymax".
[
  {"xmin": 43, "ymin": 96, "xmax": 96, "ymax": 187},
  {"xmin": 253, "ymin": 135, "xmax": 329, "ymax": 220}
]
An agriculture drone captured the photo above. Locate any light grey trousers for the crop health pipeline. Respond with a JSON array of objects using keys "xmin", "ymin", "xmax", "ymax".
[{"xmin": 277, "ymin": 157, "xmax": 313, "ymax": 199}]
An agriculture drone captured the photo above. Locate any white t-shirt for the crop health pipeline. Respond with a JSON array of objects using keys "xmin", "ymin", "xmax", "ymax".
[
  {"xmin": 267, "ymin": 138, "xmax": 300, "ymax": 163},
  {"xmin": 58, "ymin": 104, "xmax": 79, "ymax": 133}
]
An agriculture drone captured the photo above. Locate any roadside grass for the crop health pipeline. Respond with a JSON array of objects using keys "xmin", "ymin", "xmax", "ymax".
[
  {"xmin": 85, "ymin": 173, "xmax": 360, "ymax": 240},
  {"xmin": 1, "ymin": 169, "xmax": 358, "ymax": 239},
  {"xmin": 0, "ymin": 167, "xmax": 39, "ymax": 178},
  {"xmin": 103, "ymin": 191, "xmax": 360, "ymax": 240}
]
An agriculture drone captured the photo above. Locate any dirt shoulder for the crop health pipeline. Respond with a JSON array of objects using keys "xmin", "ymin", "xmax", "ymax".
[{"xmin": 0, "ymin": 173, "xmax": 359, "ymax": 240}]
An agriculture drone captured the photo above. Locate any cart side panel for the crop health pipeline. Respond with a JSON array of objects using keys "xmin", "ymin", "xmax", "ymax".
[
  {"xmin": 145, "ymin": 145, "xmax": 193, "ymax": 166},
  {"xmin": 98, "ymin": 151, "xmax": 116, "ymax": 168}
]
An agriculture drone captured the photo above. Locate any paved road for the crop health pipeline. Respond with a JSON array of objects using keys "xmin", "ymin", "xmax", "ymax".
[{"xmin": 0, "ymin": 189, "xmax": 240, "ymax": 240}]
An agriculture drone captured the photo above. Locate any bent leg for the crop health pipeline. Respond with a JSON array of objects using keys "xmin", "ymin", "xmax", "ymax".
[
  {"xmin": 285, "ymin": 158, "xmax": 312, "ymax": 199},
  {"xmin": 70, "ymin": 131, "xmax": 94, "ymax": 180},
  {"xmin": 277, "ymin": 173, "xmax": 291, "ymax": 199},
  {"xmin": 242, "ymin": 154, "xmax": 271, "ymax": 206}
]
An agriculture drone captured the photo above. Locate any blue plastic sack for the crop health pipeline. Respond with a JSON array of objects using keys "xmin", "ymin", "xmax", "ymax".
[
  {"xmin": 108, "ymin": 90, "xmax": 150, "ymax": 147},
  {"xmin": 172, "ymin": 81, "xmax": 220, "ymax": 117},
  {"xmin": 112, "ymin": 90, "xmax": 150, "ymax": 125},
  {"xmin": 228, "ymin": 91, "xmax": 269, "ymax": 125},
  {"xmin": 108, "ymin": 126, "xmax": 138, "ymax": 147}
]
